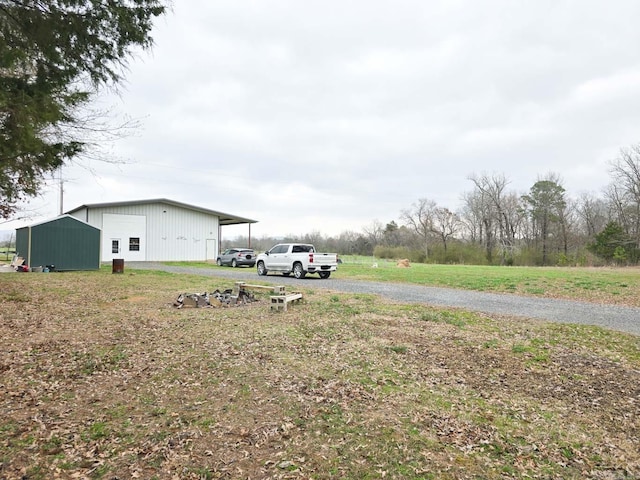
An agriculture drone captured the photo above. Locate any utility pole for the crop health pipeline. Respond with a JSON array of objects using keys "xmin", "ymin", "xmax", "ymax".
[{"xmin": 58, "ymin": 168, "xmax": 64, "ymax": 215}]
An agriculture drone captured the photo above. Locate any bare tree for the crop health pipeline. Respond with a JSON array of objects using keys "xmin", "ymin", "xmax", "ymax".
[
  {"xmin": 609, "ymin": 145, "xmax": 640, "ymax": 248},
  {"xmin": 576, "ymin": 192, "xmax": 609, "ymax": 238},
  {"xmin": 467, "ymin": 173, "xmax": 517, "ymax": 264},
  {"xmin": 431, "ymin": 207, "xmax": 460, "ymax": 252},
  {"xmin": 400, "ymin": 198, "xmax": 437, "ymax": 260},
  {"xmin": 362, "ymin": 220, "xmax": 386, "ymax": 248},
  {"xmin": 302, "ymin": 230, "xmax": 325, "ymax": 247},
  {"xmin": 459, "ymin": 190, "xmax": 484, "ymax": 243},
  {"xmin": 334, "ymin": 230, "xmax": 369, "ymax": 255},
  {"xmin": 501, "ymin": 191, "xmax": 526, "ymax": 254},
  {"xmin": 559, "ymin": 197, "xmax": 579, "ymax": 259}
]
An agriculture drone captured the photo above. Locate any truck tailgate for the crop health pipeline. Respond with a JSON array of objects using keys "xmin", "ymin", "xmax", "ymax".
[{"xmin": 311, "ymin": 253, "xmax": 337, "ymax": 265}]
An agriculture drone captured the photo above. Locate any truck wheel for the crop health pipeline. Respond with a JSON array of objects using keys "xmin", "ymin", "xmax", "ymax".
[
  {"xmin": 231, "ymin": 259, "xmax": 237, "ymax": 268},
  {"xmin": 257, "ymin": 261, "xmax": 268, "ymax": 276},
  {"xmin": 318, "ymin": 271, "xmax": 331, "ymax": 279},
  {"xmin": 216, "ymin": 258, "xmax": 222, "ymax": 266},
  {"xmin": 293, "ymin": 262, "xmax": 306, "ymax": 279}
]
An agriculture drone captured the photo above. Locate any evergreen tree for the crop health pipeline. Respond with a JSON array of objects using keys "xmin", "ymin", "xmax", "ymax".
[
  {"xmin": 588, "ymin": 221, "xmax": 638, "ymax": 264},
  {"xmin": 522, "ymin": 179, "xmax": 567, "ymax": 265},
  {"xmin": 0, "ymin": 0, "xmax": 166, "ymax": 218}
]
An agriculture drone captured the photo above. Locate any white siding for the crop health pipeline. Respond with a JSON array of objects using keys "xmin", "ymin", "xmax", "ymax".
[
  {"xmin": 103, "ymin": 214, "xmax": 146, "ymax": 262},
  {"xmin": 206, "ymin": 239, "xmax": 217, "ymax": 261},
  {"xmin": 69, "ymin": 202, "xmax": 220, "ymax": 261}
]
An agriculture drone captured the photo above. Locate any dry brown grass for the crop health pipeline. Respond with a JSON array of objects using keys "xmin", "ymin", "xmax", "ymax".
[
  {"xmin": 1, "ymin": 269, "xmax": 639, "ymax": 479},
  {"xmin": 396, "ymin": 259, "xmax": 411, "ymax": 268}
]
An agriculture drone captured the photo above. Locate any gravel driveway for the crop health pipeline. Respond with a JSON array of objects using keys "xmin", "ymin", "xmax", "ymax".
[{"xmin": 129, "ymin": 262, "xmax": 640, "ymax": 336}]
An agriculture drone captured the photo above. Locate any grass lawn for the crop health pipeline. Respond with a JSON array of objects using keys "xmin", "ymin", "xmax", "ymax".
[
  {"xmin": 1, "ymin": 268, "xmax": 639, "ymax": 479},
  {"xmin": 0, "ymin": 247, "xmax": 17, "ymax": 262},
  {"xmin": 338, "ymin": 260, "xmax": 640, "ymax": 307}
]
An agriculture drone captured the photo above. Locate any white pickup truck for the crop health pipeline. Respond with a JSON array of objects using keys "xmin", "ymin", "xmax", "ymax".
[{"xmin": 256, "ymin": 243, "xmax": 338, "ymax": 279}]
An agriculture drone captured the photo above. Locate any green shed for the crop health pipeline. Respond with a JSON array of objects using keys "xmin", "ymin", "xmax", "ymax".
[{"xmin": 16, "ymin": 215, "xmax": 101, "ymax": 271}]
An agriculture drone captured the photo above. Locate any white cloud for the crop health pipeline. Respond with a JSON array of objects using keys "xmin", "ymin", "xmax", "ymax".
[{"xmin": 569, "ymin": 70, "xmax": 640, "ymax": 107}]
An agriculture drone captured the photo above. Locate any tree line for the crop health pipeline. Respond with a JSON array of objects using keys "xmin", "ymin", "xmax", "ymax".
[{"xmin": 228, "ymin": 146, "xmax": 640, "ymax": 267}]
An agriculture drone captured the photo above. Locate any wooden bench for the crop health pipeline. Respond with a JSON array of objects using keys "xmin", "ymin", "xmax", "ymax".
[{"xmin": 235, "ymin": 282, "xmax": 285, "ymax": 295}]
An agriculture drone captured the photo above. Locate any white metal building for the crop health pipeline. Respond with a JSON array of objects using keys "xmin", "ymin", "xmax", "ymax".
[{"xmin": 66, "ymin": 199, "xmax": 256, "ymax": 262}]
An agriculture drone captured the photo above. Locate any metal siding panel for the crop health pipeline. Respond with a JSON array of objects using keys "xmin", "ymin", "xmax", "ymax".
[
  {"xmin": 97, "ymin": 206, "xmax": 149, "ymax": 261},
  {"xmin": 29, "ymin": 217, "xmax": 100, "ymax": 270},
  {"xmin": 102, "ymin": 214, "xmax": 146, "ymax": 262},
  {"xmin": 150, "ymin": 204, "xmax": 217, "ymax": 261},
  {"xmin": 83, "ymin": 201, "xmax": 220, "ymax": 261},
  {"xmin": 74, "ymin": 207, "xmax": 89, "ymax": 224},
  {"xmin": 88, "ymin": 209, "xmax": 102, "ymax": 227},
  {"xmin": 15, "ymin": 228, "xmax": 29, "ymax": 263}
]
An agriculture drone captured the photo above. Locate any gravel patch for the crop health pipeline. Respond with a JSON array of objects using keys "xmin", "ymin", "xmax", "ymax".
[{"xmin": 129, "ymin": 262, "xmax": 640, "ymax": 336}]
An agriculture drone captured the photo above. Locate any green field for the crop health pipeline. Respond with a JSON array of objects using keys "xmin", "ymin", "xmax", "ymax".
[{"xmin": 337, "ymin": 258, "xmax": 640, "ymax": 305}]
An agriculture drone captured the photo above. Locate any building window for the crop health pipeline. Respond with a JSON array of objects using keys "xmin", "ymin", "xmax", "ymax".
[
  {"xmin": 129, "ymin": 237, "xmax": 140, "ymax": 252},
  {"xmin": 112, "ymin": 240, "xmax": 119, "ymax": 254}
]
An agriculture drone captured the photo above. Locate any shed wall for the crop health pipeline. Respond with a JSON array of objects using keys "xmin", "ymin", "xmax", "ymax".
[
  {"xmin": 15, "ymin": 217, "xmax": 100, "ymax": 270},
  {"xmin": 15, "ymin": 228, "xmax": 29, "ymax": 263}
]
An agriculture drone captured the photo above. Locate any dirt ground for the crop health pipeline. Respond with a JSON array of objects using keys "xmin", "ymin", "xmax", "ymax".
[{"xmin": 1, "ymin": 270, "xmax": 639, "ymax": 479}]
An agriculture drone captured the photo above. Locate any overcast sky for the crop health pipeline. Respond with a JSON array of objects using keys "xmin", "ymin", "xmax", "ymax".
[{"xmin": 6, "ymin": 1, "xmax": 640, "ymax": 239}]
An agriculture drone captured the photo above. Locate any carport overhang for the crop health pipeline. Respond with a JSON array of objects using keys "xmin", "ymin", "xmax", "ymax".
[{"xmin": 218, "ymin": 214, "xmax": 258, "ymax": 248}]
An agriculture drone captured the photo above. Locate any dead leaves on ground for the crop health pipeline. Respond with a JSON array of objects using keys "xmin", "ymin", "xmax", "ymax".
[{"xmin": 0, "ymin": 271, "xmax": 639, "ymax": 479}]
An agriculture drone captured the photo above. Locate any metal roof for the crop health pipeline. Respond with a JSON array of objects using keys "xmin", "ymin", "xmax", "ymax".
[
  {"xmin": 17, "ymin": 214, "xmax": 100, "ymax": 230},
  {"xmin": 65, "ymin": 198, "xmax": 258, "ymax": 226}
]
